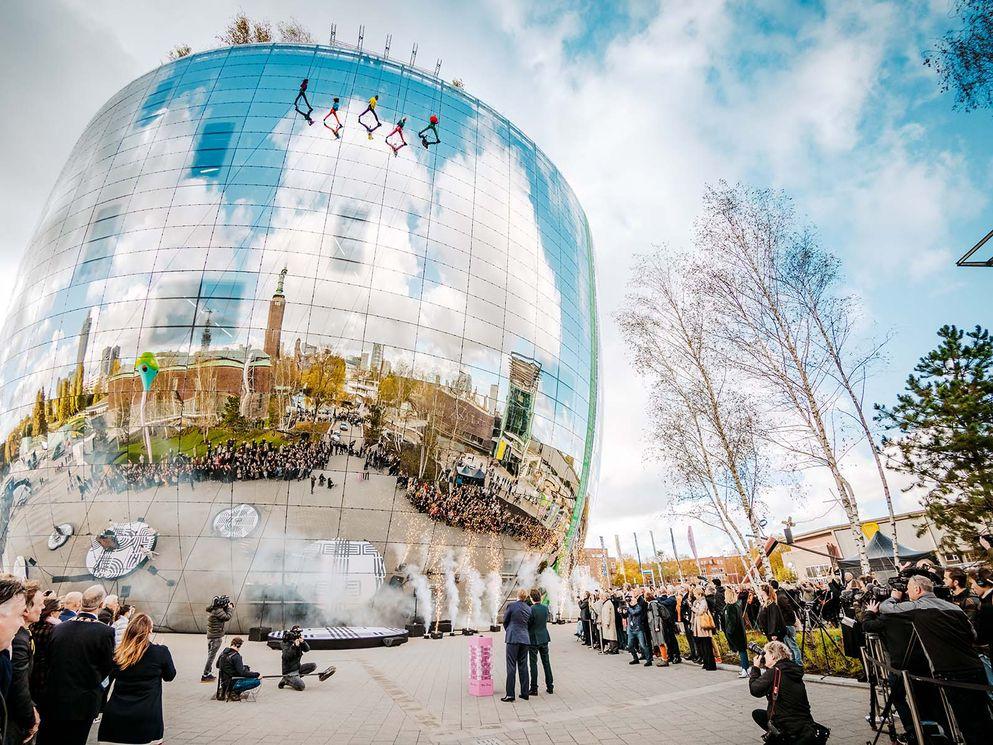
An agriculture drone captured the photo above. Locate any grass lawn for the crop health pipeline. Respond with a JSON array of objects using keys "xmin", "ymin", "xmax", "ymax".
[
  {"xmin": 114, "ymin": 427, "xmax": 292, "ymax": 463},
  {"xmin": 677, "ymin": 628, "xmax": 863, "ymax": 678}
]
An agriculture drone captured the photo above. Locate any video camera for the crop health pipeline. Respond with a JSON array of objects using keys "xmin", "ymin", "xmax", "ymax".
[
  {"xmin": 283, "ymin": 625, "xmax": 304, "ymax": 643},
  {"xmin": 209, "ymin": 595, "xmax": 232, "ymax": 611},
  {"xmin": 840, "ymin": 583, "xmax": 890, "ymax": 611},
  {"xmin": 886, "ymin": 564, "xmax": 950, "ymax": 600}
]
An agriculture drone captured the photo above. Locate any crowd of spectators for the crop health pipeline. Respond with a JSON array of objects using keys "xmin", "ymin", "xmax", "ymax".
[
  {"xmin": 107, "ymin": 438, "xmax": 340, "ymax": 491},
  {"xmin": 0, "ymin": 576, "xmax": 175, "ymax": 745},
  {"xmin": 403, "ymin": 479, "xmax": 553, "ymax": 548}
]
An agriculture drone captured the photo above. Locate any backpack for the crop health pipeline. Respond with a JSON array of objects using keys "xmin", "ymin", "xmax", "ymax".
[{"xmin": 658, "ymin": 602, "xmax": 673, "ymax": 623}]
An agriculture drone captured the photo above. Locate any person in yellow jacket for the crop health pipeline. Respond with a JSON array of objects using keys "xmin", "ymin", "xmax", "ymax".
[{"xmin": 358, "ymin": 95, "xmax": 381, "ymax": 139}]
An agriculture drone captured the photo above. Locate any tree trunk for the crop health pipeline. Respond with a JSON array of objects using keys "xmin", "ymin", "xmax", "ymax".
[{"xmin": 810, "ymin": 311, "xmax": 899, "ymax": 566}]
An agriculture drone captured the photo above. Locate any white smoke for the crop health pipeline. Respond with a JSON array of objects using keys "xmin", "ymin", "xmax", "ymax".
[
  {"xmin": 516, "ymin": 555, "xmax": 541, "ymax": 592},
  {"xmin": 405, "ymin": 564, "xmax": 433, "ymax": 628},
  {"xmin": 539, "ymin": 566, "xmax": 573, "ymax": 620},
  {"xmin": 485, "ymin": 570, "xmax": 503, "ymax": 625},
  {"xmin": 442, "ymin": 550, "xmax": 460, "ymax": 629},
  {"xmin": 570, "ymin": 564, "xmax": 600, "ymax": 595},
  {"xmin": 464, "ymin": 566, "xmax": 485, "ymax": 628}
]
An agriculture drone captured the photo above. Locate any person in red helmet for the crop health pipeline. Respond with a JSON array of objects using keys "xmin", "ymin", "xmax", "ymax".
[{"xmin": 418, "ymin": 115, "xmax": 440, "ymax": 148}]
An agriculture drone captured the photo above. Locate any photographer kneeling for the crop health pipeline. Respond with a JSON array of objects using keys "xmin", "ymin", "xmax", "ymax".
[
  {"xmin": 279, "ymin": 625, "xmax": 317, "ymax": 691},
  {"xmin": 749, "ymin": 640, "xmax": 826, "ymax": 744},
  {"xmin": 216, "ymin": 637, "xmax": 260, "ymax": 701}
]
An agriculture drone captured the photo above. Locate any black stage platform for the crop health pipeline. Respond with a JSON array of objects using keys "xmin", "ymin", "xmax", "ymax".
[{"xmin": 266, "ymin": 626, "xmax": 409, "ymax": 650}]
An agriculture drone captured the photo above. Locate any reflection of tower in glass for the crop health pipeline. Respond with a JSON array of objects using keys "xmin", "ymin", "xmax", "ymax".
[
  {"xmin": 370, "ymin": 343, "xmax": 384, "ymax": 377},
  {"xmin": 200, "ymin": 308, "xmax": 213, "ymax": 351},
  {"xmin": 497, "ymin": 354, "xmax": 541, "ymax": 473},
  {"xmin": 264, "ymin": 267, "xmax": 287, "ymax": 359},
  {"xmin": 76, "ymin": 312, "xmax": 91, "ymax": 373},
  {"xmin": 99, "ymin": 345, "xmax": 120, "ymax": 377}
]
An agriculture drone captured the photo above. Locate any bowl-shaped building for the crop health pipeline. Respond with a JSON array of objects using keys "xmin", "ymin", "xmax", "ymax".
[{"xmin": 0, "ymin": 44, "xmax": 600, "ymax": 632}]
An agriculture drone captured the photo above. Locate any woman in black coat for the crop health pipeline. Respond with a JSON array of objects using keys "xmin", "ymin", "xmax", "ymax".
[
  {"xmin": 721, "ymin": 587, "xmax": 749, "ymax": 676},
  {"xmin": 98, "ymin": 613, "xmax": 176, "ymax": 745},
  {"xmin": 756, "ymin": 587, "xmax": 788, "ymax": 643}
]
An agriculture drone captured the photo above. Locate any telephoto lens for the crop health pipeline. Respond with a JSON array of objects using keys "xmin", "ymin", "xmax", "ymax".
[{"xmin": 747, "ymin": 642, "xmax": 764, "ymax": 656}]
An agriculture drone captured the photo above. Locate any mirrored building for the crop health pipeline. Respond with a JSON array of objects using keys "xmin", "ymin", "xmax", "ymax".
[{"xmin": 0, "ymin": 44, "xmax": 600, "ymax": 632}]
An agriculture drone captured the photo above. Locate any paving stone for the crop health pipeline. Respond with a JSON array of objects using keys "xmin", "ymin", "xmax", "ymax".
[{"xmin": 88, "ymin": 624, "xmax": 875, "ymax": 745}]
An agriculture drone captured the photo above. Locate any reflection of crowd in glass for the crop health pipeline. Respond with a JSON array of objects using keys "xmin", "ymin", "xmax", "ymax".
[
  {"xmin": 401, "ymin": 479, "xmax": 553, "ymax": 548},
  {"xmin": 109, "ymin": 439, "xmax": 338, "ymax": 490}
]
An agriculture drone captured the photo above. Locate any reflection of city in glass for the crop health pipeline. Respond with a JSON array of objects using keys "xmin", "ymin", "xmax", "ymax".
[{"xmin": 0, "ymin": 44, "xmax": 600, "ymax": 631}]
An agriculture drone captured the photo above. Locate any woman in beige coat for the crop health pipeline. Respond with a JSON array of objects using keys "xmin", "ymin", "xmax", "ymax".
[
  {"xmin": 599, "ymin": 595, "xmax": 617, "ymax": 652},
  {"xmin": 691, "ymin": 587, "xmax": 717, "ymax": 670}
]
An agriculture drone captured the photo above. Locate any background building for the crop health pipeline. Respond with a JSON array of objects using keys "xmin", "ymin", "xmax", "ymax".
[
  {"xmin": 780, "ymin": 510, "xmax": 979, "ymax": 580},
  {"xmin": 0, "ymin": 43, "xmax": 600, "ymax": 632}
]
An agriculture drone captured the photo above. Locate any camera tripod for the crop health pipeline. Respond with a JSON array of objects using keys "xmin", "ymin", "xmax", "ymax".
[{"xmin": 782, "ymin": 591, "xmax": 844, "ymax": 678}]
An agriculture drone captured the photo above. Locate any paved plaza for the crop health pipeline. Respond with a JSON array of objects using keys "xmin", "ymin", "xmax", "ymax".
[{"xmin": 142, "ymin": 624, "xmax": 872, "ymax": 745}]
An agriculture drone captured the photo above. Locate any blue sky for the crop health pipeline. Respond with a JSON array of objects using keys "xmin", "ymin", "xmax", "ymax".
[{"xmin": 0, "ymin": 0, "xmax": 988, "ymax": 557}]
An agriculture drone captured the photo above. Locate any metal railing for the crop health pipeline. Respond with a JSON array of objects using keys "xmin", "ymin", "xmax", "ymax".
[{"xmin": 861, "ymin": 633, "xmax": 993, "ymax": 744}]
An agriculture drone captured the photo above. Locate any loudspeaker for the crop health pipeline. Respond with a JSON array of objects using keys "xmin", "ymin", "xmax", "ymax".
[
  {"xmin": 382, "ymin": 636, "xmax": 407, "ymax": 647},
  {"xmin": 248, "ymin": 626, "xmax": 272, "ymax": 642},
  {"xmin": 404, "ymin": 622, "xmax": 425, "ymax": 637}
]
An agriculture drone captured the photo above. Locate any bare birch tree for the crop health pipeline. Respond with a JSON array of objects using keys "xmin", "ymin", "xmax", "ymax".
[
  {"xmin": 780, "ymin": 241, "xmax": 899, "ymax": 564},
  {"xmin": 695, "ymin": 183, "xmax": 872, "ymax": 574},
  {"xmin": 618, "ymin": 251, "xmax": 772, "ymax": 580}
]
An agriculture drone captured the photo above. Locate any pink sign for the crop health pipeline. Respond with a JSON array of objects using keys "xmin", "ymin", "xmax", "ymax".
[{"xmin": 468, "ymin": 635, "xmax": 493, "ymax": 696}]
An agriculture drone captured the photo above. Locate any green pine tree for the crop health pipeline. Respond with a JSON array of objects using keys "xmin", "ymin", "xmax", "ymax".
[
  {"xmin": 875, "ymin": 325, "xmax": 993, "ymax": 552},
  {"xmin": 221, "ymin": 395, "xmax": 247, "ymax": 431}
]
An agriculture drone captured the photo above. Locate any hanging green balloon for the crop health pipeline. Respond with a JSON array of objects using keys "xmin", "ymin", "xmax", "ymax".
[{"xmin": 135, "ymin": 352, "xmax": 160, "ymax": 391}]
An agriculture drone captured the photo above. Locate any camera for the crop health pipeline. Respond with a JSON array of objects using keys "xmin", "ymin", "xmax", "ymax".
[
  {"xmin": 747, "ymin": 641, "xmax": 765, "ymax": 666},
  {"xmin": 209, "ymin": 595, "xmax": 231, "ymax": 610},
  {"xmin": 283, "ymin": 625, "xmax": 303, "ymax": 643},
  {"xmin": 887, "ymin": 565, "xmax": 951, "ymax": 600}
]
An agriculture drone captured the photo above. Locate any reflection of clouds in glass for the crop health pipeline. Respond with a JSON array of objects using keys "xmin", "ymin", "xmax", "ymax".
[{"xmin": 0, "ymin": 46, "xmax": 597, "ymax": 484}]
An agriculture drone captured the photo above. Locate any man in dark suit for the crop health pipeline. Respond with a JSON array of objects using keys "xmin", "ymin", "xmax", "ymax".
[
  {"xmin": 527, "ymin": 588, "xmax": 553, "ymax": 695},
  {"xmin": 501, "ymin": 589, "xmax": 532, "ymax": 702},
  {"xmin": 37, "ymin": 585, "xmax": 115, "ymax": 745}
]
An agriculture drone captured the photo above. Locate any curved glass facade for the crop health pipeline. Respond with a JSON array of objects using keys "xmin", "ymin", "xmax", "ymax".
[{"xmin": 0, "ymin": 44, "xmax": 599, "ymax": 631}]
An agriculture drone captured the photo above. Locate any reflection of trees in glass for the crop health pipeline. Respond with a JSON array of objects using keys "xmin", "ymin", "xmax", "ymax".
[
  {"xmin": 301, "ymin": 351, "xmax": 346, "ymax": 418},
  {"xmin": 32, "ymin": 390, "xmax": 48, "ymax": 437},
  {"xmin": 221, "ymin": 395, "xmax": 248, "ymax": 431},
  {"xmin": 272, "ymin": 355, "xmax": 302, "ymax": 429},
  {"xmin": 193, "ymin": 357, "xmax": 218, "ymax": 437},
  {"xmin": 3, "ymin": 419, "xmax": 29, "ymax": 465}
]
